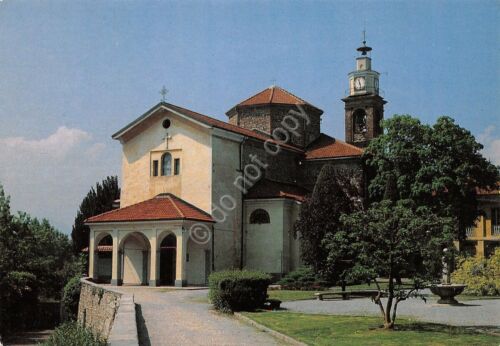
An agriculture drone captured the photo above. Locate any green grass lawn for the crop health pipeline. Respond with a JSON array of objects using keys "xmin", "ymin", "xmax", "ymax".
[
  {"xmin": 268, "ymin": 290, "xmax": 316, "ymax": 301},
  {"xmin": 242, "ymin": 312, "xmax": 500, "ymax": 346}
]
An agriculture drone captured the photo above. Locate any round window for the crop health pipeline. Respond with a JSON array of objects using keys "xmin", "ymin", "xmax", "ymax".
[{"xmin": 162, "ymin": 119, "xmax": 171, "ymax": 129}]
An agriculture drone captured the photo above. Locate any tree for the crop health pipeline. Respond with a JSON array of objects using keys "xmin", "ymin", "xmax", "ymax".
[
  {"xmin": 294, "ymin": 165, "xmax": 361, "ymax": 286},
  {"xmin": 364, "ymin": 115, "xmax": 499, "ymax": 240},
  {"xmin": 340, "ymin": 177, "xmax": 453, "ymax": 329},
  {"xmin": 0, "ymin": 184, "xmax": 80, "ymax": 337},
  {"xmin": 71, "ymin": 176, "xmax": 120, "ymax": 253}
]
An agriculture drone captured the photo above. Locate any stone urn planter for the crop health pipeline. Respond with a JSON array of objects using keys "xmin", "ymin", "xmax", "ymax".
[{"xmin": 430, "ymin": 284, "xmax": 467, "ymax": 304}]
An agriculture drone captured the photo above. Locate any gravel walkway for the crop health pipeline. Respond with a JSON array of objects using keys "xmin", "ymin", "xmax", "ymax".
[
  {"xmin": 282, "ymin": 295, "xmax": 500, "ymax": 327},
  {"xmin": 117, "ymin": 287, "xmax": 283, "ymax": 346}
]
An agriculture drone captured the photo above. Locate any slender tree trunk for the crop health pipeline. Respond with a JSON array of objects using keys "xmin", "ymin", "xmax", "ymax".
[
  {"xmin": 341, "ymin": 280, "xmax": 347, "ymax": 300},
  {"xmin": 384, "ymin": 275, "xmax": 394, "ymax": 329},
  {"xmin": 372, "ymin": 279, "xmax": 386, "ymax": 322},
  {"xmin": 392, "ymin": 299, "xmax": 400, "ymax": 326}
]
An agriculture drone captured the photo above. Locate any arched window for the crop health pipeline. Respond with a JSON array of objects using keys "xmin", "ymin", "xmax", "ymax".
[
  {"xmin": 161, "ymin": 153, "xmax": 172, "ymax": 176},
  {"xmin": 250, "ymin": 209, "xmax": 270, "ymax": 224},
  {"xmin": 353, "ymin": 109, "xmax": 367, "ymax": 134}
]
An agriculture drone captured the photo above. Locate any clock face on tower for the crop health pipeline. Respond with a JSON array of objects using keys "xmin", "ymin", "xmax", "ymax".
[{"xmin": 354, "ymin": 77, "xmax": 365, "ymax": 90}]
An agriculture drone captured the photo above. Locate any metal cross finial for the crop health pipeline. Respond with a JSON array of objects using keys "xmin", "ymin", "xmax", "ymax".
[
  {"xmin": 163, "ymin": 132, "xmax": 172, "ymax": 149},
  {"xmin": 270, "ymin": 78, "xmax": 277, "ymax": 87},
  {"xmin": 159, "ymin": 86, "xmax": 169, "ymax": 102},
  {"xmin": 357, "ymin": 29, "xmax": 372, "ymax": 56}
]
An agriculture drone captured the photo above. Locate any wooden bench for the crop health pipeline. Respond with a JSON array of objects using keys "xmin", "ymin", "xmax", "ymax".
[{"xmin": 314, "ymin": 290, "xmax": 384, "ymax": 301}]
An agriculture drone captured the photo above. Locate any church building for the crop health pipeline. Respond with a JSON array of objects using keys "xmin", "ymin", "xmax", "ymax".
[{"xmin": 85, "ymin": 41, "xmax": 386, "ymax": 286}]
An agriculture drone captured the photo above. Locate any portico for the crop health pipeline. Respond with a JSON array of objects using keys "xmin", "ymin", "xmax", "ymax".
[{"xmin": 85, "ymin": 194, "xmax": 214, "ymax": 287}]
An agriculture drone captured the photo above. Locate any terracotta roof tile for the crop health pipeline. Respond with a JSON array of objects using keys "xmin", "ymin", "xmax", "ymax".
[
  {"xmin": 246, "ymin": 179, "xmax": 310, "ymax": 202},
  {"xmin": 305, "ymin": 134, "xmax": 363, "ymax": 160},
  {"xmin": 235, "ymin": 86, "xmax": 323, "ymax": 113},
  {"xmin": 476, "ymin": 184, "xmax": 500, "ymax": 195},
  {"xmin": 81, "ymin": 246, "xmax": 113, "ymax": 253},
  {"xmin": 85, "ymin": 193, "xmax": 214, "ymax": 223}
]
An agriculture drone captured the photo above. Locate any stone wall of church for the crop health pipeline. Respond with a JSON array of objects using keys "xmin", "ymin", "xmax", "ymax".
[
  {"xmin": 242, "ymin": 139, "xmax": 301, "ymax": 185},
  {"xmin": 344, "ymin": 95, "xmax": 385, "ymax": 147},
  {"xmin": 300, "ymin": 158, "xmax": 364, "ymax": 191},
  {"xmin": 232, "ymin": 106, "xmax": 271, "ymax": 134},
  {"xmin": 227, "ymin": 105, "xmax": 322, "ymax": 148},
  {"xmin": 269, "ymin": 105, "xmax": 322, "ymax": 148}
]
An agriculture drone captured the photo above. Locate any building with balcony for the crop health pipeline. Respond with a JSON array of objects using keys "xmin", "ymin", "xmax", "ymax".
[{"xmin": 460, "ymin": 188, "xmax": 500, "ymax": 258}]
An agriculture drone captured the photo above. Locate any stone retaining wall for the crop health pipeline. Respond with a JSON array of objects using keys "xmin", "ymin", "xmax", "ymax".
[
  {"xmin": 78, "ymin": 279, "xmax": 121, "ymax": 338},
  {"xmin": 77, "ymin": 279, "xmax": 138, "ymax": 345}
]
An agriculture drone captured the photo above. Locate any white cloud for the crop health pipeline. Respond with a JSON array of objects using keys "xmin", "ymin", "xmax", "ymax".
[
  {"xmin": 0, "ymin": 126, "xmax": 91, "ymax": 159},
  {"xmin": 0, "ymin": 126, "xmax": 119, "ymax": 233},
  {"xmin": 478, "ymin": 125, "xmax": 500, "ymax": 165},
  {"xmin": 85, "ymin": 142, "xmax": 106, "ymax": 160}
]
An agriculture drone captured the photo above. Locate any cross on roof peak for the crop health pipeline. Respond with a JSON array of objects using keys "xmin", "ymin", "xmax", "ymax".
[{"xmin": 159, "ymin": 86, "xmax": 169, "ymax": 102}]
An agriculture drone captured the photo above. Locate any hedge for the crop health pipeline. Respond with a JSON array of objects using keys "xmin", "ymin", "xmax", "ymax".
[
  {"xmin": 452, "ymin": 248, "xmax": 500, "ymax": 296},
  {"xmin": 61, "ymin": 276, "xmax": 81, "ymax": 321},
  {"xmin": 208, "ymin": 270, "xmax": 271, "ymax": 312},
  {"xmin": 42, "ymin": 322, "xmax": 106, "ymax": 346},
  {"xmin": 277, "ymin": 267, "xmax": 329, "ymax": 290}
]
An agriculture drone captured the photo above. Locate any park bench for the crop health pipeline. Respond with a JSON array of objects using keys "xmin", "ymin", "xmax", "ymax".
[{"xmin": 314, "ymin": 290, "xmax": 385, "ymax": 301}]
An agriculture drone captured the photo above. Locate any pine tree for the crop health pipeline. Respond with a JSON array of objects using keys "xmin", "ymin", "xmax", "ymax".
[
  {"xmin": 294, "ymin": 165, "xmax": 359, "ymax": 285},
  {"xmin": 71, "ymin": 176, "xmax": 120, "ymax": 253}
]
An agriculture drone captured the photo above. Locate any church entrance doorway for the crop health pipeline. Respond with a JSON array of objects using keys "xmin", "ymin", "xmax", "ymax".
[
  {"xmin": 96, "ymin": 234, "xmax": 112, "ymax": 283},
  {"xmin": 160, "ymin": 234, "xmax": 176, "ymax": 285},
  {"xmin": 121, "ymin": 232, "xmax": 150, "ymax": 285}
]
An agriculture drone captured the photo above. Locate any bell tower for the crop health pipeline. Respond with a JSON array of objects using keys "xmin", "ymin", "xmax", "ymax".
[{"xmin": 343, "ymin": 34, "xmax": 386, "ymax": 148}]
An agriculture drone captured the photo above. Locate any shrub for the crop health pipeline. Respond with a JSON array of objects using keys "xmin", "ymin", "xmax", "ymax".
[
  {"xmin": 61, "ymin": 276, "xmax": 81, "ymax": 321},
  {"xmin": 452, "ymin": 248, "xmax": 500, "ymax": 296},
  {"xmin": 277, "ymin": 267, "xmax": 329, "ymax": 290},
  {"xmin": 0, "ymin": 271, "xmax": 38, "ymax": 335},
  {"xmin": 209, "ymin": 270, "xmax": 271, "ymax": 312},
  {"xmin": 43, "ymin": 322, "xmax": 106, "ymax": 346}
]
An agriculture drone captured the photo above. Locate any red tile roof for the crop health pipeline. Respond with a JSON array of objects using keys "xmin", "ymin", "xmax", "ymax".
[
  {"xmin": 85, "ymin": 193, "xmax": 214, "ymax": 224},
  {"xmin": 305, "ymin": 134, "xmax": 363, "ymax": 160},
  {"xmin": 234, "ymin": 86, "xmax": 323, "ymax": 113},
  {"xmin": 476, "ymin": 184, "xmax": 500, "ymax": 196},
  {"xmin": 246, "ymin": 179, "xmax": 310, "ymax": 202},
  {"xmin": 82, "ymin": 245, "xmax": 113, "ymax": 253},
  {"xmin": 166, "ymin": 103, "xmax": 304, "ymax": 152}
]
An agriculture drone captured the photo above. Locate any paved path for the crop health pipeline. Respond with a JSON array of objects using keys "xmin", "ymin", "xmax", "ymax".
[
  {"xmin": 117, "ymin": 287, "xmax": 283, "ymax": 346},
  {"xmin": 283, "ymin": 296, "xmax": 500, "ymax": 327}
]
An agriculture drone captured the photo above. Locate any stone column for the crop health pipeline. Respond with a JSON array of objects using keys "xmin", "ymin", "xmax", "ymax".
[
  {"xmin": 175, "ymin": 228, "xmax": 188, "ymax": 287},
  {"xmin": 475, "ymin": 240, "xmax": 485, "ymax": 258},
  {"xmin": 88, "ymin": 229, "xmax": 96, "ymax": 280},
  {"xmin": 149, "ymin": 232, "xmax": 159, "ymax": 287},
  {"xmin": 111, "ymin": 229, "xmax": 122, "ymax": 286}
]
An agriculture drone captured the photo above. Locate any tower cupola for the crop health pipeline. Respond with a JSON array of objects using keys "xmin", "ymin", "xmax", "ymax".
[
  {"xmin": 348, "ymin": 32, "xmax": 380, "ymax": 96},
  {"xmin": 343, "ymin": 33, "xmax": 387, "ymax": 148}
]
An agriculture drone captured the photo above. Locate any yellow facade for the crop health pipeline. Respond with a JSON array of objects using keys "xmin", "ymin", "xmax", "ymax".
[
  {"xmin": 462, "ymin": 194, "xmax": 500, "ymax": 258},
  {"xmin": 120, "ymin": 108, "xmax": 212, "ymax": 213}
]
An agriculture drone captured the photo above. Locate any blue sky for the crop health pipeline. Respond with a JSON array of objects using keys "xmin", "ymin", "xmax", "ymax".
[{"xmin": 0, "ymin": 0, "xmax": 498, "ymax": 233}]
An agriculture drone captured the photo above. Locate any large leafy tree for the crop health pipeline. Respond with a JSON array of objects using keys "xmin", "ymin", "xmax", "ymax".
[
  {"xmin": 0, "ymin": 184, "xmax": 81, "ymax": 337},
  {"xmin": 71, "ymin": 176, "xmax": 120, "ymax": 253},
  {"xmin": 364, "ymin": 115, "xmax": 499, "ymax": 239},
  {"xmin": 341, "ymin": 176, "xmax": 453, "ymax": 329},
  {"xmin": 294, "ymin": 165, "xmax": 361, "ymax": 286}
]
